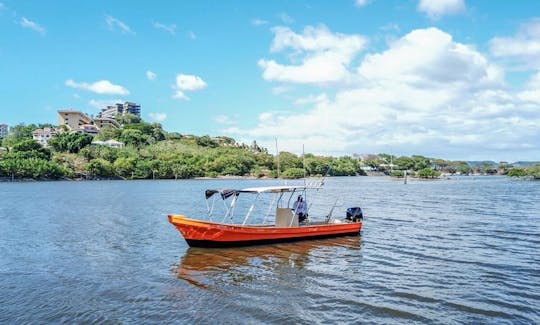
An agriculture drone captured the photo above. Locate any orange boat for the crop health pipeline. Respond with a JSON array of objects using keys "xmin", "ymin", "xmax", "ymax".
[{"xmin": 168, "ymin": 185, "xmax": 363, "ymax": 247}]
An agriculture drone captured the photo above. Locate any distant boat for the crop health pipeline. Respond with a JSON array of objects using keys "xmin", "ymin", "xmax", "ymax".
[{"xmin": 168, "ymin": 185, "xmax": 363, "ymax": 247}]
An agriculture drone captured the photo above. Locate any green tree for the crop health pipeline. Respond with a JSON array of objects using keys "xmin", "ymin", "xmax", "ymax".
[
  {"xmin": 120, "ymin": 129, "xmax": 148, "ymax": 147},
  {"xmin": 48, "ymin": 133, "xmax": 93, "ymax": 153},
  {"xmin": 331, "ymin": 156, "xmax": 360, "ymax": 176},
  {"xmin": 87, "ymin": 158, "xmax": 115, "ymax": 178},
  {"xmin": 95, "ymin": 125, "xmax": 122, "ymax": 141},
  {"xmin": 116, "ymin": 113, "xmax": 141, "ymax": 125},
  {"xmin": 196, "ymin": 135, "xmax": 218, "ymax": 148},
  {"xmin": 411, "ymin": 155, "xmax": 431, "ymax": 171},
  {"xmin": 281, "ymin": 167, "xmax": 305, "ymax": 179},
  {"xmin": 394, "ymin": 156, "xmax": 415, "ymax": 170},
  {"xmin": 113, "ymin": 157, "xmax": 136, "ymax": 178},
  {"xmin": 507, "ymin": 168, "xmax": 527, "ymax": 177},
  {"xmin": 277, "ymin": 152, "xmax": 302, "ymax": 173},
  {"xmin": 417, "ymin": 168, "xmax": 441, "ymax": 179},
  {"xmin": 306, "ymin": 156, "xmax": 332, "ymax": 176},
  {"xmin": 1, "ymin": 123, "xmax": 36, "ymax": 147},
  {"xmin": 362, "ymin": 155, "xmax": 384, "ymax": 170},
  {"xmin": 12, "ymin": 139, "xmax": 51, "ymax": 159}
]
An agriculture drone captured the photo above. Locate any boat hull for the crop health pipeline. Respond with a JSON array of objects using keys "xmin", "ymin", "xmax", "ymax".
[{"xmin": 168, "ymin": 214, "xmax": 362, "ymax": 248}]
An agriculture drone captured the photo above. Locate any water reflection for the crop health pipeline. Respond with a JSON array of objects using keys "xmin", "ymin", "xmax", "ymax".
[{"xmin": 174, "ymin": 236, "xmax": 361, "ymax": 288}]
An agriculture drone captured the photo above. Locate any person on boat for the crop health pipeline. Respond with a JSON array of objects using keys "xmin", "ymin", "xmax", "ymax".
[{"xmin": 293, "ymin": 195, "xmax": 308, "ymax": 223}]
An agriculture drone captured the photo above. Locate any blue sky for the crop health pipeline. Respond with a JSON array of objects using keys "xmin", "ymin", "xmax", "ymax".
[{"xmin": 1, "ymin": 0, "xmax": 540, "ymax": 161}]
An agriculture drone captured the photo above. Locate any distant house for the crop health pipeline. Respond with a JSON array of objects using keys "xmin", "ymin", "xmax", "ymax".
[
  {"xmin": 32, "ymin": 127, "xmax": 57, "ymax": 147},
  {"xmin": 91, "ymin": 139, "xmax": 124, "ymax": 148},
  {"xmin": 104, "ymin": 139, "xmax": 124, "ymax": 147}
]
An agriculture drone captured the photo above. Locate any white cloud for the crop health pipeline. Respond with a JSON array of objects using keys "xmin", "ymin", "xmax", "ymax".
[
  {"xmin": 172, "ymin": 91, "xmax": 189, "ymax": 100},
  {"xmin": 279, "ymin": 13, "xmax": 294, "ymax": 24},
  {"xmin": 148, "ymin": 112, "xmax": 167, "ymax": 122},
  {"xmin": 518, "ymin": 72, "xmax": 540, "ymax": 103},
  {"xmin": 105, "ymin": 15, "xmax": 134, "ymax": 34},
  {"xmin": 214, "ymin": 115, "xmax": 237, "ymax": 125},
  {"xmin": 251, "ymin": 18, "xmax": 268, "ymax": 26},
  {"xmin": 175, "ymin": 74, "xmax": 207, "ymax": 90},
  {"xmin": 272, "ymin": 85, "xmax": 293, "ymax": 95},
  {"xmin": 258, "ymin": 25, "xmax": 367, "ymax": 84},
  {"xmin": 294, "ymin": 93, "xmax": 328, "ymax": 105},
  {"xmin": 358, "ymin": 27, "xmax": 502, "ymax": 87},
  {"xmin": 20, "ymin": 17, "xmax": 46, "ymax": 35},
  {"xmin": 355, "ymin": 0, "xmax": 370, "ymax": 7},
  {"xmin": 230, "ymin": 27, "xmax": 540, "ymax": 160},
  {"xmin": 172, "ymin": 74, "xmax": 207, "ymax": 100},
  {"xmin": 66, "ymin": 79, "xmax": 130, "ymax": 95},
  {"xmin": 146, "ymin": 70, "xmax": 157, "ymax": 81},
  {"xmin": 417, "ymin": 0, "xmax": 465, "ymax": 19},
  {"xmin": 153, "ymin": 21, "xmax": 176, "ymax": 35},
  {"xmin": 89, "ymin": 99, "xmax": 124, "ymax": 110},
  {"xmin": 489, "ymin": 19, "xmax": 540, "ymax": 69}
]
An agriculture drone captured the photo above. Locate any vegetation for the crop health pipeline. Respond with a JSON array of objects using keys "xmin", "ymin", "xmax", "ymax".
[
  {"xmin": 1, "ymin": 119, "xmax": 538, "ymax": 181},
  {"xmin": 0, "ymin": 139, "xmax": 66, "ymax": 179},
  {"xmin": 358, "ymin": 153, "xmax": 539, "ymax": 179},
  {"xmin": 507, "ymin": 164, "xmax": 540, "ymax": 179},
  {"xmin": 0, "ymin": 119, "xmax": 365, "ymax": 180},
  {"xmin": 417, "ymin": 167, "xmax": 441, "ymax": 179}
]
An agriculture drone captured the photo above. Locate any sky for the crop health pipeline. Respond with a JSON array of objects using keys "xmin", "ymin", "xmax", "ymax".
[{"xmin": 1, "ymin": 0, "xmax": 540, "ymax": 161}]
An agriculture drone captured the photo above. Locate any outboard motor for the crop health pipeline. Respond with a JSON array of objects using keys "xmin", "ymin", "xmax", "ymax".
[{"xmin": 346, "ymin": 207, "xmax": 363, "ymax": 222}]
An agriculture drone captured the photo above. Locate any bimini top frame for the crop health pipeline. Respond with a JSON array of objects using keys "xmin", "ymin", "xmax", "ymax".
[{"xmin": 204, "ymin": 185, "xmax": 322, "ymax": 225}]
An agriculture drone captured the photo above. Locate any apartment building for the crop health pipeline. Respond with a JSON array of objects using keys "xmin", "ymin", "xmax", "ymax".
[
  {"xmin": 57, "ymin": 110, "xmax": 92, "ymax": 131},
  {"xmin": 0, "ymin": 124, "xmax": 8, "ymax": 139},
  {"xmin": 98, "ymin": 101, "xmax": 141, "ymax": 119}
]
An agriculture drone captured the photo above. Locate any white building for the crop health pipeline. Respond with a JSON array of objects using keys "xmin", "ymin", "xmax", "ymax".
[
  {"xmin": 98, "ymin": 101, "xmax": 141, "ymax": 119},
  {"xmin": 32, "ymin": 127, "xmax": 57, "ymax": 147},
  {"xmin": 0, "ymin": 124, "xmax": 8, "ymax": 139},
  {"xmin": 91, "ymin": 139, "xmax": 124, "ymax": 148}
]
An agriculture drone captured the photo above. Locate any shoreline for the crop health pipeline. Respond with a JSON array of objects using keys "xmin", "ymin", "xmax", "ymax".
[{"xmin": 2, "ymin": 174, "xmax": 534, "ymax": 183}]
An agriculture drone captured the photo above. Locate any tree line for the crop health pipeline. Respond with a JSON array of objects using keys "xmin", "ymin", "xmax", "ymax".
[
  {"xmin": 0, "ymin": 117, "xmax": 365, "ymax": 180},
  {"xmin": 1, "ymin": 117, "xmax": 537, "ymax": 180}
]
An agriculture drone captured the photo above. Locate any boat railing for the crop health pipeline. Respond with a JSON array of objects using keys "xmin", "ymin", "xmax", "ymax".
[{"xmin": 325, "ymin": 198, "xmax": 342, "ymax": 222}]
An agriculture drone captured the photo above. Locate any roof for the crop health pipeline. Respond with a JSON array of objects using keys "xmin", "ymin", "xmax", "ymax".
[
  {"xmin": 205, "ymin": 185, "xmax": 321, "ymax": 199},
  {"xmin": 58, "ymin": 109, "xmax": 88, "ymax": 114},
  {"xmin": 104, "ymin": 139, "xmax": 123, "ymax": 145},
  {"xmin": 240, "ymin": 185, "xmax": 321, "ymax": 193},
  {"xmin": 32, "ymin": 127, "xmax": 56, "ymax": 135}
]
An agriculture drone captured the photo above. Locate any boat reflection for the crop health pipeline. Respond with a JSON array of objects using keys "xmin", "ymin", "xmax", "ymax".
[{"xmin": 174, "ymin": 236, "xmax": 362, "ymax": 288}]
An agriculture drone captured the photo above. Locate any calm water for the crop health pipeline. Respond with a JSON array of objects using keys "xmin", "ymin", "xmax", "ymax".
[{"xmin": 0, "ymin": 177, "xmax": 539, "ymax": 324}]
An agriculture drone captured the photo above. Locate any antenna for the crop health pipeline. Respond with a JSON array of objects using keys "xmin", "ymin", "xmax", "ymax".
[
  {"xmin": 321, "ymin": 158, "xmax": 334, "ymax": 187},
  {"xmin": 302, "ymin": 144, "xmax": 306, "ymax": 187},
  {"xmin": 275, "ymin": 137, "xmax": 280, "ymax": 179}
]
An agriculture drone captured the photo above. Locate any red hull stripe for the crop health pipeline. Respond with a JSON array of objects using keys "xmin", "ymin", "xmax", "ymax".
[{"xmin": 185, "ymin": 232, "xmax": 360, "ymax": 248}]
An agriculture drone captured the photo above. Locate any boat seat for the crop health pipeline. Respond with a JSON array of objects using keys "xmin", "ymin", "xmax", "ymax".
[{"xmin": 275, "ymin": 207, "xmax": 299, "ymax": 227}]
